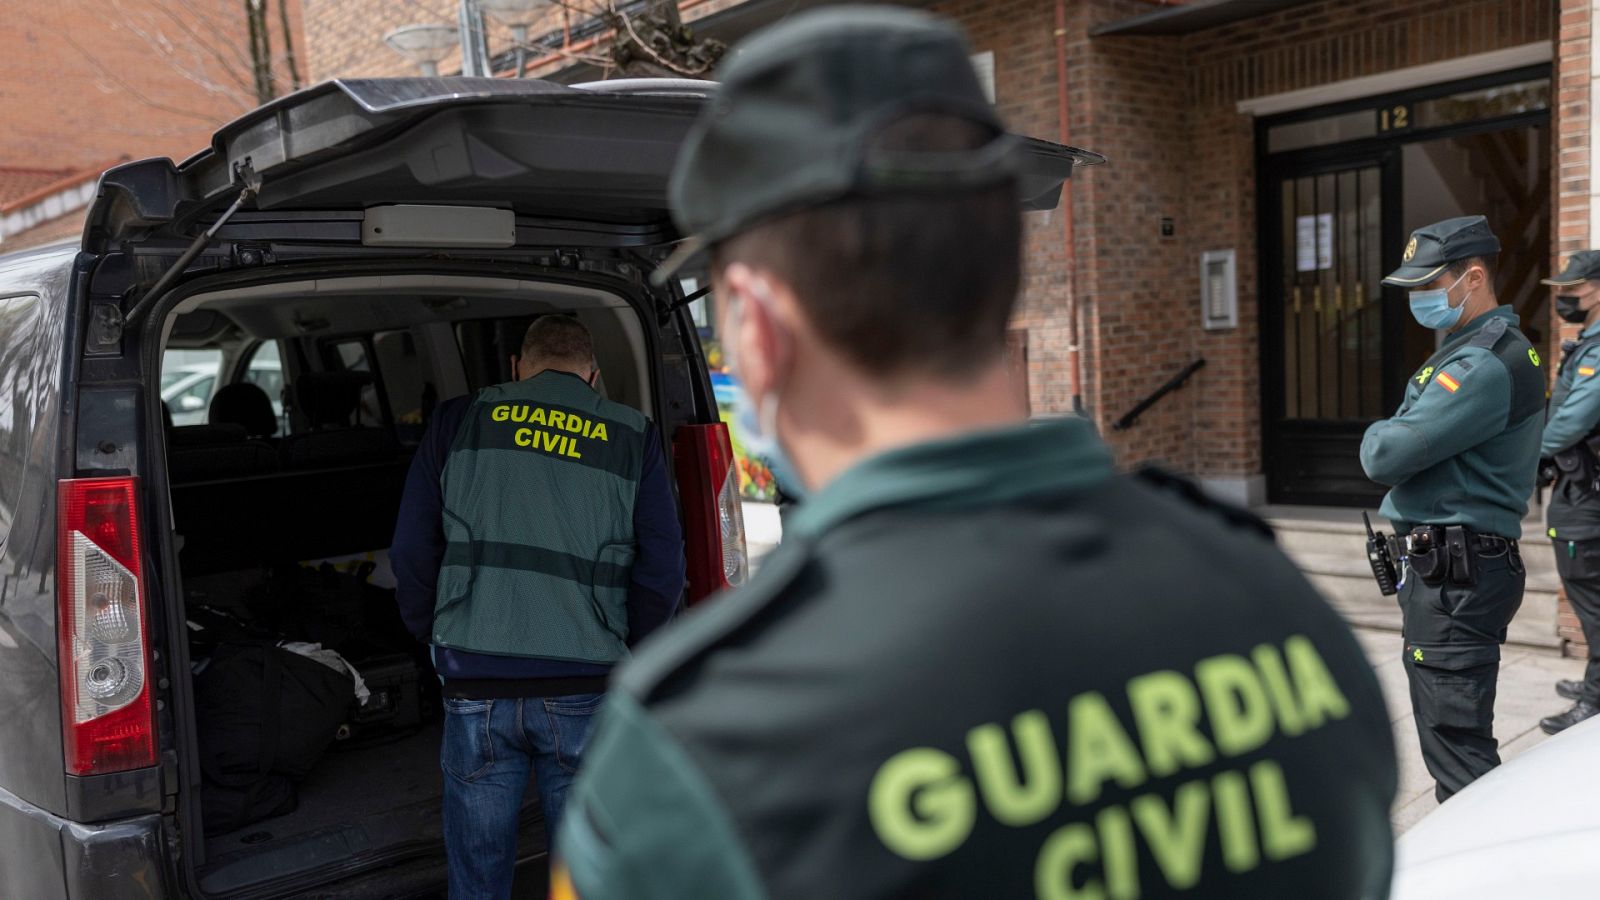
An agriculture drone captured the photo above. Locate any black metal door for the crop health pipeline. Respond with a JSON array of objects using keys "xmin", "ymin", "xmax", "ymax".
[{"xmin": 1262, "ymin": 151, "xmax": 1401, "ymax": 506}]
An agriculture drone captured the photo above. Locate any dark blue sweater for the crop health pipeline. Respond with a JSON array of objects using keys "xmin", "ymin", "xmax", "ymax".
[{"xmin": 390, "ymin": 389, "xmax": 685, "ymax": 688}]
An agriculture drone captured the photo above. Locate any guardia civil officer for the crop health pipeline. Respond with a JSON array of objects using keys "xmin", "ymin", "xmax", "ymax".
[
  {"xmin": 1360, "ymin": 217, "xmax": 1544, "ymax": 801},
  {"xmin": 554, "ymin": 9, "xmax": 1397, "ymax": 899},
  {"xmin": 1537, "ymin": 251, "xmax": 1600, "ymax": 734},
  {"xmin": 390, "ymin": 316, "xmax": 684, "ymax": 900}
]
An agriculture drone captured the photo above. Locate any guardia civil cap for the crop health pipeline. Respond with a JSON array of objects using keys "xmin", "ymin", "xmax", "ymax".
[
  {"xmin": 655, "ymin": 6, "xmax": 1098, "ymax": 284},
  {"xmin": 1543, "ymin": 250, "xmax": 1600, "ymax": 286},
  {"xmin": 1383, "ymin": 215, "xmax": 1502, "ymax": 286}
]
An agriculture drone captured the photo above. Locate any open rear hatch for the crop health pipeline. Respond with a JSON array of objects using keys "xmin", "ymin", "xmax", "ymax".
[
  {"xmin": 82, "ymin": 76, "xmax": 1102, "ymax": 261},
  {"xmin": 104, "ymin": 76, "xmax": 1102, "ymax": 899}
]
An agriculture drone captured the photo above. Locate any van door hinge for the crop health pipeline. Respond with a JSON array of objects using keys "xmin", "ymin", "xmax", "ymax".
[
  {"xmin": 233, "ymin": 243, "xmax": 275, "ymax": 268},
  {"xmin": 86, "ymin": 302, "xmax": 125, "ymax": 355}
]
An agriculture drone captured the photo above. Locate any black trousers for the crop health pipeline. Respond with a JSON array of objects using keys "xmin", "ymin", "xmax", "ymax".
[
  {"xmin": 1399, "ymin": 546, "xmax": 1525, "ymax": 803},
  {"xmin": 1554, "ymin": 538, "xmax": 1600, "ymax": 704}
]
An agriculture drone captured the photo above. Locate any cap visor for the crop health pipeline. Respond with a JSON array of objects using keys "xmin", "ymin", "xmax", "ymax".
[
  {"xmin": 649, "ymin": 236, "xmax": 709, "ymax": 287},
  {"xmin": 1542, "ymin": 273, "xmax": 1588, "ymax": 286},
  {"xmin": 1382, "ymin": 262, "xmax": 1448, "ymax": 286}
]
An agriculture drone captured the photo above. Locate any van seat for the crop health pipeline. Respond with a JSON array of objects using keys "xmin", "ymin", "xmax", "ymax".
[
  {"xmin": 211, "ymin": 383, "xmax": 278, "ymax": 438},
  {"xmin": 281, "ymin": 372, "xmax": 397, "ymax": 469},
  {"xmin": 168, "ymin": 424, "xmax": 280, "ymax": 483}
]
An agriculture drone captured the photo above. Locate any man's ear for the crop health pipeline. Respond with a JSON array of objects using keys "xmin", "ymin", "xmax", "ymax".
[
  {"xmin": 1470, "ymin": 264, "xmax": 1493, "ymax": 295},
  {"xmin": 509, "ymin": 354, "xmax": 520, "ymax": 379},
  {"xmin": 721, "ymin": 264, "xmax": 794, "ymax": 405}
]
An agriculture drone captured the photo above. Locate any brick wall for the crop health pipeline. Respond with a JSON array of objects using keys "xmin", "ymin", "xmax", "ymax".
[
  {"xmin": 1, "ymin": 0, "xmax": 303, "ymax": 170},
  {"xmin": 922, "ymin": 0, "xmax": 1561, "ymax": 473},
  {"xmin": 931, "ymin": 0, "xmax": 1084, "ymax": 417},
  {"xmin": 296, "ymin": 0, "xmax": 1568, "ymax": 488},
  {"xmin": 1081, "ymin": 0, "xmax": 1555, "ymax": 473},
  {"xmin": 1556, "ymin": 0, "xmax": 1591, "ymax": 658},
  {"xmin": 303, "ymin": 0, "xmax": 455, "ymax": 80}
]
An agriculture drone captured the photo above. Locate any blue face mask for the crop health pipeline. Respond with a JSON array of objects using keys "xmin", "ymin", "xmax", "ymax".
[
  {"xmin": 725, "ymin": 286, "xmax": 807, "ymax": 501},
  {"xmin": 1408, "ymin": 271, "xmax": 1471, "ymax": 331}
]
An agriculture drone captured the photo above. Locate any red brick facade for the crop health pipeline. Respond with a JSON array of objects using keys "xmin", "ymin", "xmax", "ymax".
[
  {"xmin": 912, "ymin": 0, "xmax": 1559, "ymax": 482},
  {"xmin": 1, "ymin": 1, "xmax": 304, "ymax": 171},
  {"xmin": 1556, "ymin": 0, "xmax": 1591, "ymax": 657},
  {"xmin": 298, "ymin": 0, "xmax": 1574, "ymax": 490}
]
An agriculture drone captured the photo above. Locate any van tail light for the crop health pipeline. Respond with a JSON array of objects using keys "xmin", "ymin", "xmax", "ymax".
[
  {"xmin": 673, "ymin": 424, "xmax": 748, "ymax": 604},
  {"xmin": 57, "ymin": 477, "xmax": 156, "ymax": 776}
]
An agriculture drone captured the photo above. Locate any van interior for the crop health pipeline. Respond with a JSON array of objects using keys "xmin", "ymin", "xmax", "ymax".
[{"xmin": 156, "ymin": 275, "xmax": 669, "ymax": 897}]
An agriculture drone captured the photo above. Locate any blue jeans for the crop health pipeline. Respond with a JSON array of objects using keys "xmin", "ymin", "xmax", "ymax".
[{"xmin": 441, "ymin": 693, "xmax": 604, "ymax": 900}]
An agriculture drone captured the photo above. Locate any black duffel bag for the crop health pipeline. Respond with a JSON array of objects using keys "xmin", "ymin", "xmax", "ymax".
[{"xmin": 195, "ymin": 642, "xmax": 353, "ymax": 834}]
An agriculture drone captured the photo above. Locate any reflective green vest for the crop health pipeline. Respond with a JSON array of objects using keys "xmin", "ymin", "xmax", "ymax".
[{"xmin": 432, "ymin": 371, "xmax": 649, "ymax": 663}]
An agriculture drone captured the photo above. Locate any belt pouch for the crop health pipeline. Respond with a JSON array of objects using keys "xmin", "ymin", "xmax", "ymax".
[{"xmin": 1444, "ymin": 525, "xmax": 1475, "ymax": 586}]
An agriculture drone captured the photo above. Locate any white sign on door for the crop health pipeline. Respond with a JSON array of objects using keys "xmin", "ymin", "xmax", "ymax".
[{"xmin": 1295, "ymin": 213, "xmax": 1334, "ymax": 273}]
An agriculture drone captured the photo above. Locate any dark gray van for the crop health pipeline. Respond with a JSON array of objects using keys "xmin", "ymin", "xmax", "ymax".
[{"xmin": 0, "ymin": 77, "xmax": 1087, "ymax": 899}]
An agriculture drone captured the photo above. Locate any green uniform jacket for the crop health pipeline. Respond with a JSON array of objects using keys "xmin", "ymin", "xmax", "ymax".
[
  {"xmin": 1544, "ymin": 322, "xmax": 1600, "ymax": 540},
  {"xmin": 1360, "ymin": 306, "xmax": 1543, "ymax": 539},
  {"xmin": 560, "ymin": 419, "xmax": 1398, "ymax": 900},
  {"xmin": 433, "ymin": 371, "xmax": 649, "ymax": 663}
]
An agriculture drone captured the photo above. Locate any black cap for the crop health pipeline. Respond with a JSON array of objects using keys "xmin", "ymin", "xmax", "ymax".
[
  {"xmin": 1383, "ymin": 215, "xmax": 1502, "ymax": 286},
  {"xmin": 1543, "ymin": 250, "xmax": 1600, "ymax": 286},
  {"xmin": 655, "ymin": 6, "xmax": 1097, "ymax": 284}
]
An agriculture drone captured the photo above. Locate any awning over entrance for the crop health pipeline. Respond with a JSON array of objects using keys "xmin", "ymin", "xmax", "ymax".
[{"xmin": 1090, "ymin": 0, "xmax": 1324, "ymax": 37}]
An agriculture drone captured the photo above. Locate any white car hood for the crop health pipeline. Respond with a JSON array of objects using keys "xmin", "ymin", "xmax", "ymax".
[{"xmin": 1392, "ymin": 715, "xmax": 1600, "ymax": 899}]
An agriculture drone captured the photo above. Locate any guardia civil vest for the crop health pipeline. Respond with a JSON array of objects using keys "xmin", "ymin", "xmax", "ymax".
[
  {"xmin": 1547, "ymin": 332, "xmax": 1600, "ymax": 442},
  {"xmin": 1547, "ymin": 332, "xmax": 1600, "ymax": 539},
  {"xmin": 433, "ymin": 371, "xmax": 649, "ymax": 663}
]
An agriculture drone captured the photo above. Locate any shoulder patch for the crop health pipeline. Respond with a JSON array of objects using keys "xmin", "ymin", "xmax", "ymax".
[
  {"xmin": 1434, "ymin": 372, "xmax": 1461, "ymax": 393},
  {"xmin": 1132, "ymin": 466, "xmax": 1275, "ymax": 542}
]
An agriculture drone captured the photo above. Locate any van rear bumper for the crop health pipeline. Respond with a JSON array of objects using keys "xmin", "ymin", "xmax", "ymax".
[{"xmin": 0, "ymin": 785, "xmax": 174, "ymax": 900}]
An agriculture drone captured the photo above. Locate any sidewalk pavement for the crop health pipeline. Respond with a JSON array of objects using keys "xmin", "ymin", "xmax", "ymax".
[
  {"xmin": 736, "ymin": 500, "xmax": 1586, "ymax": 836},
  {"xmin": 1353, "ymin": 625, "xmax": 1583, "ymax": 834}
]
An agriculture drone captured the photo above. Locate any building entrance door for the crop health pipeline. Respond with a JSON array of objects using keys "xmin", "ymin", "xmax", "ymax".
[
  {"xmin": 1259, "ymin": 67, "xmax": 1551, "ymax": 506},
  {"xmin": 1263, "ymin": 156, "xmax": 1398, "ymax": 505}
]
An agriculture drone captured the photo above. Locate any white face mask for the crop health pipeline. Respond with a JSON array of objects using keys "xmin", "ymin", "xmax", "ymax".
[{"xmin": 724, "ymin": 280, "xmax": 807, "ymax": 498}]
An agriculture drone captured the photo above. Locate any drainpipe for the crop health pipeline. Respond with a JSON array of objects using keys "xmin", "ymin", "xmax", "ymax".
[{"xmin": 1053, "ymin": 0, "xmax": 1087, "ymax": 417}]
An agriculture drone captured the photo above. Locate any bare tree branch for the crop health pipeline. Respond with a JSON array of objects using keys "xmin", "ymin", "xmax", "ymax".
[
  {"xmin": 31, "ymin": 19, "xmax": 225, "ymax": 123},
  {"xmin": 278, "ymin": 0, "xmax": 302, "ymax": 90},
  {"xmin": 139, "ymin": 0, "xmax": 257, "ymax": 97},
  {"xmin": 616, "ymin": 9, "xmax": 703, "ymax": 78}
]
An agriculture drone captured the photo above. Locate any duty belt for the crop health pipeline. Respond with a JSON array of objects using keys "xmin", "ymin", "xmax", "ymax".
[
  {"xmin": 1407, "ymin": 527, "xmax": 1516, "ymax": 555},
  {"xmin": 1404, "ymin": 525, "xmax": 1521, "ymax": 587}
]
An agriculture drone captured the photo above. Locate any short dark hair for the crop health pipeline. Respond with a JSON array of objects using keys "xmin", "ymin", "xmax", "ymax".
[
  {"xmin": 712, "ymin": 115, "xmax": 1022, "ymax": 380},
  {"xmin": 521, "ymin": 315, "xmax": 594, "ymax": 369},
  {"xmin": 1447, "ymin": 254, "xmax": 1498, "ymax": 286}
]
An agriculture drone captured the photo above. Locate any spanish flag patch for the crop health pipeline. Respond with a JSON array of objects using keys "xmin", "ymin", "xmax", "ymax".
[
  {"xmin": 1435, "ymin": 373, "xmax": 1461, "ymax": 393},
  {"xmin": 1581, "ymin": 366, "xmax": 1596, "ymax": 377}
]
